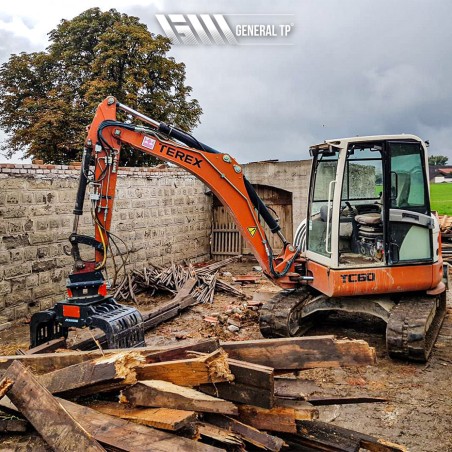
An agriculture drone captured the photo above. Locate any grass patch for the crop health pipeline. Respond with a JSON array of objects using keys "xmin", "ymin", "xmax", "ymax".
[{"xmin": 430, "ymin": 183, "xmax": 452, "ymax": 215}]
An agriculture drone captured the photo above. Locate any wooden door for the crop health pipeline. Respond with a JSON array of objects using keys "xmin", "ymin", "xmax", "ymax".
[{"xmin": 211, "ymin": 185, "xmax": 293, "ymax": 260}]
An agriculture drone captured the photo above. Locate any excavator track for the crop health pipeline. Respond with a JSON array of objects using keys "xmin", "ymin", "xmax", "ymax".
[
  {"xmin": 259, "ymin": 288, "xmax": 315, "ymax": 338},
  {"xmin": 259, "ymin": 287, "xmax": 447, "ymax": 362},
  {"xmin": 386, "ymin": 293, "xmax": 447, "ymax": 362}
]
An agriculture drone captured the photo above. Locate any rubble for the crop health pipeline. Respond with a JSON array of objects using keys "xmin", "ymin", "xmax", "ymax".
[{"xmin": 439, "ymin": 214, "xmax": 452, "ymax": 263}]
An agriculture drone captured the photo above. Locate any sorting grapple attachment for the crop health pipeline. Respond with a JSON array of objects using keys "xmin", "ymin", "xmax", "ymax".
[{"xmin": 29, "ymin": 270, "xmax": 145, "ymax": 349}]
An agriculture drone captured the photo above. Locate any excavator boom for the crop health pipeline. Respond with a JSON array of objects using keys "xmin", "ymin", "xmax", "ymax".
[{"xmin": 29, "ymin": 96, "xmax": 305, "ymax": 349}]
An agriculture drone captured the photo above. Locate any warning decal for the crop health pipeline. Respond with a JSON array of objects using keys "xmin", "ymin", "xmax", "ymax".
[{"xmin": 247, "ymin": 227, "xmax": 257, "ymax": 237}]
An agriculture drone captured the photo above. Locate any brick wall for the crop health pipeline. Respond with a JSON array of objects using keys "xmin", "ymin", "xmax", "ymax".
[{"xmin": 0, "ymin": 163, "xmax": 212, "ymax": 324}]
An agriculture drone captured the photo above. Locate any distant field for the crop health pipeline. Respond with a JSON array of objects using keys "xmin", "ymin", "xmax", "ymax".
[{"xmin": 430, "ymin": 183, "xmax": 452, "ymax": 215}]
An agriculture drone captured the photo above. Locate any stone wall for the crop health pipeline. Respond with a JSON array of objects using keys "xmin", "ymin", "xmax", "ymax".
[
  {"xmin": 0, "ymin": 163, "xmax": 212, "ymax": 325},
  {"xmin": 243, "ymin": 160, "xmax": 312, "ymax": 234}
]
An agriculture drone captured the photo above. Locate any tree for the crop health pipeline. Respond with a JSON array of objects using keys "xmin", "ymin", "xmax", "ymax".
[
  {"xmin": 0, "ymin": 8, "xmax": 202, "ymax": 165},
  {"xmin": 428, "ymin": 155, "xmax": 449, "ymax": 166}
]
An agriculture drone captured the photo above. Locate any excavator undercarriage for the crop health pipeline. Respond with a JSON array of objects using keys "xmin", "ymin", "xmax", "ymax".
[{"xmin": 259, "ymin": 286, "xmax": 447, "ymax": 362}]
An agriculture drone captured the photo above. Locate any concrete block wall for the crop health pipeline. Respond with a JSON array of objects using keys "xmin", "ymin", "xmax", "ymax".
[{"xmin": 0, "ymin": 163, "xmax": 212, "ymax": 324}]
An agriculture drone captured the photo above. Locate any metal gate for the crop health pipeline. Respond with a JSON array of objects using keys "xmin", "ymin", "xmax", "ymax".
[{"xmin": 211, "ymin": 185, "xmax": 293, "ymax": 260}]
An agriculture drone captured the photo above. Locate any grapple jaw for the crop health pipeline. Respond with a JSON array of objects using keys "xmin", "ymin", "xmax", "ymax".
[{"xmin": 30, "ymin": 271, "xmax": 145, "ymax": 349}]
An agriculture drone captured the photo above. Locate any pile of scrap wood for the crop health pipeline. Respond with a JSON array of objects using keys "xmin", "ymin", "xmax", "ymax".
[
  {"xmin": 114, "ymin": 256, "xmax": 246, "ymax": 304},
  {"xmin": 0, "ymin": 336, "xmax": 406, "ymax": 451},
  {"xmin": 439, "ymin": 215, "xmax": 452, "ymax": 263}
]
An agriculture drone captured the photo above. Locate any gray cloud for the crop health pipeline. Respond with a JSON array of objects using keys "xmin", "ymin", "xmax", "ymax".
[
  {"xmin": 127, "ymin": 0, "xmax": 452, "ymax": 163},
  {"xmin": 0, "ymin": 28, "xmax": 36, "ymax": 62},
  {"xmin": 2, "ymin": 0, "xmax": 452, "ymax": 164}
]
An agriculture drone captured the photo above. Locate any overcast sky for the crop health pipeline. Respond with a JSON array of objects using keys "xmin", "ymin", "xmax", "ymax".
[{"xmin": 1, "ymin": 0, "xmax": 452, "ymax": 163}]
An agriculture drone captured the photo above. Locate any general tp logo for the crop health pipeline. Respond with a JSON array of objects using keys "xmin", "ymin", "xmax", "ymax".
[{"xmin": 156, "ymin": 14, "xmax": 295, "ymax": 46}]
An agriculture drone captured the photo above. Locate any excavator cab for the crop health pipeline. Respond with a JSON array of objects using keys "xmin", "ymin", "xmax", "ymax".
[{"xmin": 306, "ymin": 136, "xmax": 437, "ymax": 274}]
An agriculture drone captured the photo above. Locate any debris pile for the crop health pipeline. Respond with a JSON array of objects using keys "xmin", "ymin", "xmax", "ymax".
[
  {"xmin": 0, "ymin": 336, "xmax": 407, "ymax": 451},
  {"xmin": 439, "ymin": 214, "xmax": 452, "ymax": 263},
  {"xmin": 114, "ymin": 256, "xmax": 246, "ymax": 304}
]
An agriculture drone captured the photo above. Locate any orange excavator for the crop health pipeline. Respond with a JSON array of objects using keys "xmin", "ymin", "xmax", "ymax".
[{"xmin": 30, "ymin": 97, "xmax": 448, "ymax": 361}]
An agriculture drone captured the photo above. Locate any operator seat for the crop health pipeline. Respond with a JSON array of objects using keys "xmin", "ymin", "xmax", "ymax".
[{"xmin": 354, "ymin": 212, "xmax": 382, "ymax": 226}]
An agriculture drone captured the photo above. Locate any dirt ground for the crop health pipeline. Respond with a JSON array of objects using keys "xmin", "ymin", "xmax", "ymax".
[{"xmin": 1, "ymin": 259, "xmax": 451, "ymax": 451}]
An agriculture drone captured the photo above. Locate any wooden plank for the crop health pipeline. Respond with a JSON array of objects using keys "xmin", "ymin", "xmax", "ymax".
[
  {"xmin": 199, "ymin": 357, "xmax": 275, "ymax": 408},
  {"xmin": 122, "ymin": 380, "xmax": 238, "ymax": 415},
  {"xmin": 274, "ymin": 398, "xmax": 320, "ymax": 419},
  {"xmin": 294, "ymin": 420, "xmax": 407, "ymax": 452},
  {"xmin": 89, "ymin": 401, "xmax": 196, "ymax": 431},
  {"xmin": 204, "ymin": 414, "xmax": 286, "ymax": 451},
  {"xmin": 136, "ymin": 349, "xmax": 234, "ymax": 387},
  {"xmin": 0, "ymin": 417, "xmax": 29, "ymax": 433},
  {"xmin": 25, "ymin": 337, "xmax": 67, "ymax": 354},
  {"xmin": 282, "ymin": 432, "xmax": 358, "ymax": 452},
  {"xmin": 274, "ymin": 377, "xmax": 320, "ymax": 399},
  {"xmin": 0, "ymin": 338, "xmax": 219, "ymax": 376},
  {"xmin": 220, "ymin": 336, "xmax": 376, "ymax": 370},
  {"xmin": 197, "ymin": 422, "xmax": 244, "ymax": 446},
  {"xmin": 2, "ymin": 361, "xmax": 104, "ymax": 451},
  {"xmin": 37, "ymin": 351, "xmax": 144, "ymax": 397},
  {"xmin": 200, "ymin": 382, "xmax": 273, "ymax": 409},
  {"xmin": 59, "ymin": 398, "xmax": 221, "ymax": 451},
  {"xmin": 142, "ymin": 340, "xmax": 219, "ymax": 364},
  {"xmin": 237, "ymin": 405, "xmax": 299, "ymax": 434},
  {"xmin": 142, "ymin": 278, "xmax": 197, "ymax": 331}
]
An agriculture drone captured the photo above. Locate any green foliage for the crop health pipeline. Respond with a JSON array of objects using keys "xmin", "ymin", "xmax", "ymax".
[
  {"xmin": 430, "ymin": 183, "xmax": 452, "ymax": 215},
  {"xmin": 0, "ymin": 8, "xmax": 202, "ymax": 165},
  {"xmin": 428, "ymin": 155, "xmax": 449, "ymax": 166}
]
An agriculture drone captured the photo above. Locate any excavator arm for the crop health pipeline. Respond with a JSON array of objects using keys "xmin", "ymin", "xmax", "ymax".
[
  {"xmin": 29, "ymin": 97, "xmax": 306, "ymax": 349},
  {"xmin": 73, "ymin": 96, "xmax": 304, "ymax": 287}
]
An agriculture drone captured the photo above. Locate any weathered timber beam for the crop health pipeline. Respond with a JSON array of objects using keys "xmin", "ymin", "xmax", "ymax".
[
  {"xmin": 121, "ymin": 380, "xmax": 238, "ymax": 415},
  {"xmin": 199, "ymin": 357, "xmax": 275, "ymax": 408},
  {"xmin": 273, "ymin": 398, "xmax": 320, "ymax": 419},
  {"xmin": 2, "ymin": 361, "xmax": 105, "ymax": 451},
  {"xmin": 59, "ymin": 398, "xmax": 221, "ymax": 452},
  {"xmin": 89, "ymin": 401, "xmax": 196, "ymax": 431},
  {"xmin": 204, "ymin": 414, "xmax": 286, "ymax": 451},
  {"xmin": 220, "ymin": 335, "xmax": 376, "ymax": 370},
  {"xmin": 0, "ymin": 338, "xmax": 219, "ymax": 376},
  {"xmin": 37, "ymin": 351, "xmax": 144, "ymax": 397},
  {"xmin": 237, "ymin": 405, "xmax": 300, "ymax": 434},
  {"xmin": 135, "ymin": 349, "xmax": 234, "ymax": 387},
  {"xmin": 0, "ymin": 417, "xmax": 29, "ymax": 433},
  {"xmin": 197, "ymin": 422, "xmax": 245, "ymax": 447},
  {"xmin": 24, "ymin": 337, "xmax": 67, "ymax": 355},
  {"xmin": 294, "ymin": 420, "xmax": 407, "ymax": 452}
]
